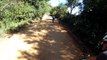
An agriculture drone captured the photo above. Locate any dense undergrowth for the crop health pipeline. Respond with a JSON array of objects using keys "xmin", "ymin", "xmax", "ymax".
[
  {"xmin": 0, "ymin": 2, "xmax": 34, "ymax": 34},
  {"xmin": 0, "ymin": 0, "xmax": 50, "ymax": 36},
  {"xmin": 52, "ymin": 0, "xmax": 107, "ymax": 55}
]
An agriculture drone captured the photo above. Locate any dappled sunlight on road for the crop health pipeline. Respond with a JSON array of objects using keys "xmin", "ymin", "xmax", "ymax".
[
  {"xmin": 0, "ymin": 20, "xmax": 83, "ymax": 60},
  {"xmin": 0, "ymin": 34, "xmax": 32, "ymax": 60}
]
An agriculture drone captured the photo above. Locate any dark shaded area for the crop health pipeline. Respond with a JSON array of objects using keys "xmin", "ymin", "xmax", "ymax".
[{"xmin": 57, "ymin": 0, "xmax": 107, "ymax": 55}]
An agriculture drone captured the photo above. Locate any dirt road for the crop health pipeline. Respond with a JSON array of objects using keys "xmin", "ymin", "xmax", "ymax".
[{"xmin": 0, "ymin": 20, "xmax": 84, "ymax": 60}]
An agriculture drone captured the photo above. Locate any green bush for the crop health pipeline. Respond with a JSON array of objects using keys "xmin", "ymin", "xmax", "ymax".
[
  {"xmin": 0, "ymin": 0, "xmax": 51, "ymax": 36},
  {"xmin": 0, "ymin": 1, "xmax": 35, "ymax": 35}
]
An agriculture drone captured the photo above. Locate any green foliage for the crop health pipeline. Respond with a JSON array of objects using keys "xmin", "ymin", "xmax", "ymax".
[
  {"xmin": 50, "ymin": 3, "xmax": 67, "ymax": 20},
  {"xmin": 35, "ymin": 1, "xmax": 51, "ymax": 18},
  {"xmin": 0, "ymin": 0, "xmax": 50, "ymax": 35},
  {"xmin": 66, "ymin": 0, "xmax": 80, "ymax": 14},
  {"xmin": 67, "ymin": 0, "xmax": 79, "ymax": 6},
  {"xmin": 60, "ymin": 0, "xmax": 107, "ymax": 54},
  {"xmin": 26, "ymin": 0, "xmax": 51, "ymax": 19}
]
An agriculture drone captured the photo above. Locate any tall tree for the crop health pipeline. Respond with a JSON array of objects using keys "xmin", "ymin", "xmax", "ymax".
[
  {"xmin": 59, "ymin": 0, "xmax": 107, "ymax": 54},
  {"xmin": 26, "ymin": 0, "xmax": 51, "ymax": 19},
  {"xmin": 66, "ymin": 0, "xmax": 79, "ymax": 14}
]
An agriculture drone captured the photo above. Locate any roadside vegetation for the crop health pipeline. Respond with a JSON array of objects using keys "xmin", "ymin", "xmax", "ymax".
[
  {"xmin": 0, "ymin": 0, "xmax": 107, "ymax": 55},
  {"xmin": 51, "ymin": 0, "xmax": 107, "ymax": 55},
  {"xmin": 0, "ymin": 0, "xmax": 51, "ymax": 35}
]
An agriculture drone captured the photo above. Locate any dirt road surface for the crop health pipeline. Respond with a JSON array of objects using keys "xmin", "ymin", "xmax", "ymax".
[{"xmin": 0, "ymin": 20, "xmax": 84, "ymax": 60}]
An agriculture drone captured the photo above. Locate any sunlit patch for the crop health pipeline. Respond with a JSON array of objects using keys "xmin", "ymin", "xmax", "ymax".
[
  {"xmin": 41, "ymin": 30, "xmax": 48, "ymax": 33},
  {"xmin": 32, "ymin": 30, "xmax": 48, "ymax": 37},
  {"xmin": 28, "ymin": 30, "xmax": 34, "ymax": 32},
  {"xmin": 9, "ymin": 35, "xmax": 31, "ymax": 51},
  {"xmin": 34, "ymin": 25, "xmax": 37, "ymax": 27},
  {"xmin": 53, "ymin": 26, "xmax": 66, "ymax": 32},
  {"xmin": 28, "ymin": 48, "xmax": 39, "ymax": 55},
  {"xmin": 31, "ymin": 43, "xmax": 39, "ymax": 49},
  {"xmin": 19, "ymin": 34, "xmax": 26, "ymax": 39},
  {"xmin": 48, "ymin": 40, "xmax": 56, "ymax": 44},
  {"xmin": 35, "ymin": 36, "xmax": 43, "ymax": 41},
  {"xmin": 32, "ymin": 31, "xmax": 40, "ymax": 36},
  {"xmin": 38, "ymin": 30, "xmax": 48, "ymax": 36},
  {"xmin": 0, "ymin": 34, "xmax": 36, "ymax": 60},
  {"xmin": 54, "ymin": 26, "xmax": 61, "ymax": 30},
  {"xmin": 61, "ymin": 30, "xmax": 67, "ymax": 32},
  {"xmin": 61, "ymin": 54, "xmax": 74, "ymax": 59},
  {"xmin": 60, "ymin": 50, "xmax": 76, "ymax": 59}
]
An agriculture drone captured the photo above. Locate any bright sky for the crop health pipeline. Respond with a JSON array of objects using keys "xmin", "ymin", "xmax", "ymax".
[
  {"xmin": 68, "ymin": 0, "xmax": 84, "ymax": 15},
  {"xmin": 48, "ymin": 0, "xmax": 67, "ymax": 7},
  {"xmin": 49, "ymin": 0, "xmax": 84, "ymax": 15}
]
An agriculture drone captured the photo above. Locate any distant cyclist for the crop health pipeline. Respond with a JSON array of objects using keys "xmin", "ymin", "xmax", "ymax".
[{"xmin": 52, "ymin": 16, "xmax": 55, "ymax": 23}]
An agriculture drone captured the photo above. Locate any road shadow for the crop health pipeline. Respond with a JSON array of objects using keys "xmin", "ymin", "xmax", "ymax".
[{"xmin": 17, "ymin": 20, "xmax": 83, "ymax": 60}]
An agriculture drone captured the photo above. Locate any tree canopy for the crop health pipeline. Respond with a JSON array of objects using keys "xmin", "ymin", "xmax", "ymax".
[{"xmin": 57, "ymin": 0, "xmax": 107, "ymax": 54}]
